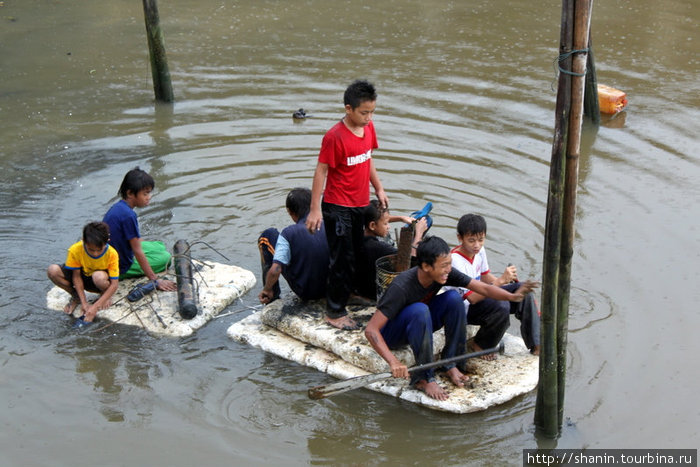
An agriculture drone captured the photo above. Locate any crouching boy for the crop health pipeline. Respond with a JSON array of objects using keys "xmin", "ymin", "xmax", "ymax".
[
  {"xmin": 364, "ymin": 236, "xmax": 538, "ymax": 401},
  {"xmin": 47, "ymin": 221, "xmax": 119, "ymax": 323}
]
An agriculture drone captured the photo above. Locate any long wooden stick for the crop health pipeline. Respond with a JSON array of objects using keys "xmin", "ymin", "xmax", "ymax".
[
  {"xmin": 557, "ymin": 0, "xmax": 593, "ymax": 430},
  {"xmin": 536, "ymin": 0, "xmax": 574, "ymax": 436},
  {"xmin": 308, "ymin": 342, "xmax": 504, "ymax": 400},
  {"xmin": 142, "ymin": 0, "xmax": 174, "ymax": 102}
]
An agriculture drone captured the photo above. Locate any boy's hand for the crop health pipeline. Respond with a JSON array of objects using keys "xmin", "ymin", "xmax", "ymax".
[
  {"xmin": 155, "ymin": 278, "xmax": 177, "ymax": 291},
  {"xmin": 258, "ymin": 289, "xmax": 274, "ymax": 304},
  {"xmin": 306, "ymin": 208, "xmax": 323, "ymax": 234},
  {"xmin": 502, "ymin": 264, "xmax": 518, "ymax": 284},
  {"xmin": 83, "ymin": 302, "xmax": 102, "ymax": 322},
  {"xmin": 390, "ymin": 360, "xmax": 409, "ymax": 379},
  {"xmin": 376, "ymin": 189, "xmax": 389, "ymax": 210},
  {"xmin": 414, "ymin": 217, "xmax": 428, "ymax": 238},
  {"xmin": 512, "ymin": 280, "xmax": 540, "ymax": 301}
]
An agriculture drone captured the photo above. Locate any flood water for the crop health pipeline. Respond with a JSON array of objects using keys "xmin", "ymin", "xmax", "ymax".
[{"xmin": 1, "ymin": 0, "xmax": 698, "ymax": 465}]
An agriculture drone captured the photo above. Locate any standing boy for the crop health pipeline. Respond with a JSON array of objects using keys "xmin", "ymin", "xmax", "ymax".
[
  {"xmin": 306, "ymin": 80, "xmax": 388, "ymax": 330},
  {"xmin": 258, "ymin": 188, "xmax": 330, "ymax": 304},
  {"xmin": 47, "ymin": 222, "xmax": 120, "ymax": 322},
  {"xmin": 364, "ymin": 236, "xmax": 538, "ymax": 401},
  {"xmin": 103, "ymin": 167, "xmax": 176, "ymax": 291},
  {"xmin": 450, "ymin": 213, "xmax": 541, "ymax": 356}
]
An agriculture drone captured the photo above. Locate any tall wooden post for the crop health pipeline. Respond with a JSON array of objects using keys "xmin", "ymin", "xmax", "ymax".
[
  {"xmin": 535, "ymin": 0, "xmax": 593, "ymax": 438},
  {"xmin": 142, "ymin": 0, "xmax": 174, "ymax": 102},
  {"xmin": 557, "ymin": 0, "xmax": 592, "ymax": 429},
  {"xmin": 534, "ymin": 0, "xmax": 572, "ymax": 438}
]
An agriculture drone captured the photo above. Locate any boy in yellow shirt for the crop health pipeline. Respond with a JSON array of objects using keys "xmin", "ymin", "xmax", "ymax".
[{"xmin": 47, "ymin": 222, "xmax": 120, "ymax": 323}]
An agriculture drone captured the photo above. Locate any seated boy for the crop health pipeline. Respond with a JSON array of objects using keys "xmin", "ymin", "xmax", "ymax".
[
  {"xmin": 258, "ymin": 188, "xmax": 330, "ymax": 304},
  {"xmin": 47, "ymin": 222, "xmax": 120, "ymax": 323},
  {"xmin": 355, "ymin": 200, "xmax": 428, "ymax": 300},
  {"xmin": 103, "ymin": 167, "xmax": 176, "ymax": 291},
  {"xmin": 364, "ymin": 236, "xmax": 537, "ymax": 401},
  {"xmin": 450, "ymin": 213, "xmax": 541, "ymax": 356}
]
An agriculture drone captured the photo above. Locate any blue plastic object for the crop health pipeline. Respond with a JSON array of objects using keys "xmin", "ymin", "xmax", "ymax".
[
  {"xmin": 127, "ymin": 281, "xmax": 157, "ymax": 302},
  {"xmin": 72, "ymin": 315, "xmax": 93, "ymax": 330},
  {"xmin": 407, "ymin": 202, "xmax": 433, "ymax": 230},
  {"xmin": 411, "ymin": 202, "xmax": 433, "ymax": 219}
]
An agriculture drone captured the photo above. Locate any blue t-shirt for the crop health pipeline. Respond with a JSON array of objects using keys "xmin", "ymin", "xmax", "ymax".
[
  {"xmin": 273, "ymin": 217, "xmax": 329, "ymax": 300},
  {"xmin": 103, "ymin": 199, "xmax": 140, "ymax": 275}
]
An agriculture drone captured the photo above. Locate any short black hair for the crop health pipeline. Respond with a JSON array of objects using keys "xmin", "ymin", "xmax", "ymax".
[
  {"xmin": 344, "ymin": 79, "xmax": 377, "ymax": 109},
  {"xmin": 363, "ymin": 199, "xmax": 387, "ymax": 228},
  {"xmin": 457, "ymin": 213, "xmax": 487, "ymax": 237},
  {"xmin": 83, "ymin": 221, "xmax": 110, "ymax": 247},
  {"xmin": 285, "ymin": 187, "xmax": 312, "ymax": 219},
  {"xmin": 415, "ymin": 236, "xmax": 450, "ymax": 267},
  {"xmin": 118, "ymin": 167, "xmax": 155, "ymax": 199}
]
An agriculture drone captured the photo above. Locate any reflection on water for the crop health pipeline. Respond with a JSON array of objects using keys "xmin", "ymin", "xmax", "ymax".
[
  {"xmin": 55, "ymin": 332, "xmax": 160, "ymax": 423},
  {"xmin": 1, "ymin": 0, "xmax": 699, "ymax": 464}
]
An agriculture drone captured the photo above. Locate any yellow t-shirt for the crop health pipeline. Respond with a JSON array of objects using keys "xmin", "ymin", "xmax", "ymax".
[{"xmin": 65, "ymin": 241, "xmax": 120, "ymax": 280}]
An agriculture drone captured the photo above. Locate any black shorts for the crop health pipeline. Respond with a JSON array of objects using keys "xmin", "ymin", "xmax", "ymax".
[{"xmin": 61, "ymin": 265, "xmax": 101, "ymax": 293}]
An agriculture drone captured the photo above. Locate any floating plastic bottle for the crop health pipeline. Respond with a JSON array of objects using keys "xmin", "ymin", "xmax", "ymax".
[{"xmin": 597, "ymin": 84, "xmax": 628, "ymax": 114}]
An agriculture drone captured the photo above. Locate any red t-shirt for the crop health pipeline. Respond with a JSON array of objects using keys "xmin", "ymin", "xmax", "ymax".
[{"xmin": 318, "ymin": 119, "xmax": 378, "ymax": 207}]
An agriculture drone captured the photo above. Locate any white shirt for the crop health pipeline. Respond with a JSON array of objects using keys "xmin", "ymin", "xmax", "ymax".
[{"xmin": 449, "ymin": 246, "xmax": 491, "ymax": 311}]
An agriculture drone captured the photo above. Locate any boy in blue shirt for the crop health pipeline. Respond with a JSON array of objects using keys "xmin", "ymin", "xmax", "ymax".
[
  {"xmin": 103, "ymin": 167, "xmax": 176, "ymax": 291},
  {"xmin": 258, "ymin": 188, "xmax": 330, "ymax": 304}
]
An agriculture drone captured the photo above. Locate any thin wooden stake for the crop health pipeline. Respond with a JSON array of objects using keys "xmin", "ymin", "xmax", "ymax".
[
  {"xmin": 583, "ymin": 36, "xmax": 600, "ymax": 123},
  {"xmin": 142, "ymin": 0, "xmax": 174, "ymax": 102}
]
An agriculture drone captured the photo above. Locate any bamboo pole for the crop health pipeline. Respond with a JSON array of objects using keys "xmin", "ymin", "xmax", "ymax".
[
  {"xmin": 535, "ymin": 0, "xmax": 594, "ymax": 438},
  {"xmin": 142, "ymin": 0, "xmax": 174, "ymax": 103},
  {"xmin": 534, "ymin": 0, "xmax": 573, "ymax": 438},
  {"xmin": 583, "ymin": 37, "xmax": 600, "ymax": 123},
  {"xmin": 557, "ymin": 0, "xmax": 593, "ymax": 427}
]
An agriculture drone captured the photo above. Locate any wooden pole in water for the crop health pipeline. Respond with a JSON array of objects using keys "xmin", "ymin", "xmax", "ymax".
[
  {"xmin": 535, "ymin": 0, "xmax": 593, "ymax": 438},
  {"xmin": 583, "ymin": 36, "xmax": 600, "ymax": 124},
  {"xmin": 557, "ymin": 0, "xmax": 593, "ymax": 428},
  {"xmin": 535, "ymin": 0, "xmax": 573, "ymax": 438},
  {"xmin": 142, "ymin": 0, "xmax": 174, "ymax": 102}
]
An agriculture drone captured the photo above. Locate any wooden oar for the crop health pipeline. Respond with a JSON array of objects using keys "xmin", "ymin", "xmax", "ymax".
[{"xmin": 308, "ymin": 342, "xmax": 505, "ymax": 400}]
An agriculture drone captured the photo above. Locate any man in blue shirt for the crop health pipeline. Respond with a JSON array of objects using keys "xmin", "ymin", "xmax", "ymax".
[{"xmin": 258, "ymin": 188, "xmax": 330, "ymax": 303}]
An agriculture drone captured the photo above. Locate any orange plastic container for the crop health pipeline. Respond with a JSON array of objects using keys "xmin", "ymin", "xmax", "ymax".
[{"xmin": 597, "ymin": 84, "xmax": 628, "ymax": 114}]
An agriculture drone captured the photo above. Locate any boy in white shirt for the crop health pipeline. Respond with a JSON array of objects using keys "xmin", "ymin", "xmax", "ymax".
[{"xmin": 450, "ymin": 214, "xmax": 540, "ymax": 357}]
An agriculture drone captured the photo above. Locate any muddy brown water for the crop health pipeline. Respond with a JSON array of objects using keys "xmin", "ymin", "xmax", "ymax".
[{"xmin": 1, "ymin": 0, "xmax": 698, "ymax": 465}]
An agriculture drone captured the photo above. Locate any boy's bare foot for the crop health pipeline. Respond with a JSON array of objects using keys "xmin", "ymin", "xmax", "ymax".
[
  {"xmin": 531, "ymin": 345, "xmax": 540, "ymax": 356},
  {"xmin": 324, "ymin": 315, "xmax": 360, "ymax": 331},
  {"xmin": 414, "ymin": 380, "xmax": 449, "ymax": 401},
  {"xmin": 63, "ymin": 299, "xmax": 78, "ymax": 315},
  {"xmin": 445, "ymin": 367, "xmax": 469, "ymax": 388},
  {"xmin": 468, "ymin": 339, "xmax": 497, "ymax": 361}
]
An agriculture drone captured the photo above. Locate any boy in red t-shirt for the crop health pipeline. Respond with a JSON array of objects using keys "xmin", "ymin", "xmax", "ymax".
[{"xmin": 306, "ymin": 80, "xmax": 388, "ymax": 330}]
